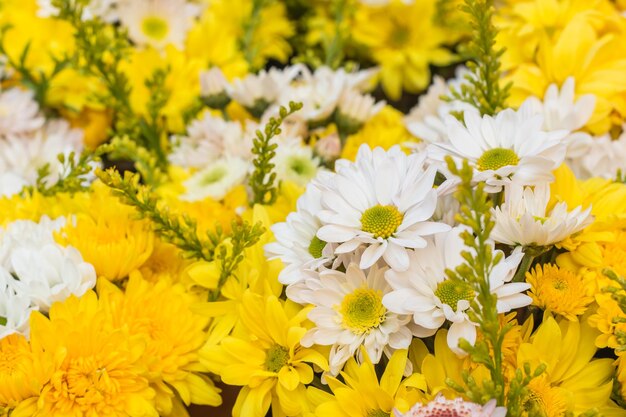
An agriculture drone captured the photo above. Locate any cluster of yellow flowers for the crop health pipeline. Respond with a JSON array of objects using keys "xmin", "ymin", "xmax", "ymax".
[{"xmin": 3, "ymin": 0, "xmax": 626, "ymax": 417}]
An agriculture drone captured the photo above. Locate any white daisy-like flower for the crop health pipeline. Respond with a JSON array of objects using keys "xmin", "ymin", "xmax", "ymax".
[
  {"xmin": 265, "ymin": 184, "xmax": 334, "ymax": 286},
  {"xmin": 491, "ymin": 183, "xmax": 593, "ymax": 248},
  {"xmin": 273, "ymin": 140, "xmax": 322, "ymax": 187},
  {"xmin": 181, "ymin": 157, "xmax": 250, "ymax": 201},
  {"xmin": 428, "ymin": 103, "xmax": 569, "ymax": 192},
  {"xmin": 0, "ymin": 88, "xmax": 45, "ymax": 138},
  {"xmin": 395, "ymin": 395, "xmax": 507, "ymax": 417},
  {"xmin": 575, "ymin": 128, "xmax": 626, "ymax": 179},
  {"xmin": 169, "ymin": 114, "xmax": 255, "ymax": 168},
  {"xmin": 317, "ymin": 145, "xmax": 449, "ymax": 271},
  {"xmin": 0, "ymin": 216, "xmax": 96, "ymax": 318},
  {"xmin": 200, "ymin": 67, "xmax": 230, "ymax": 97},
  {"xmin": 37, "ymin": 0, "xmax": 119, "ymax": 21},
  {"xmin": 383, "ymin": 227, "xmax": 531, "ymax": 355},
  {"xmin": 119, "ymin": 0, "xmax": 200, "ymax": 49},
  {"xmin": 337, "ymin": 89, "xmax": 385, "ymax": 125},
  {"xmin": 300, "ymin": 262, "xmax": 413, "ymax": 375},
  {"xmin": 0, "ymin": 271, "xmax": 33, "ymax": 340}
]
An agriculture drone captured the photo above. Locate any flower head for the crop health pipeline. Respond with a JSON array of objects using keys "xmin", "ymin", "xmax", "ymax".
[
  {"xmin": 181, "ymin": 157, "xmax": 250, "ymax": 201},
  {"xmin": 0, "ymin": 88, "xmax": 44, "ymax": 138}
]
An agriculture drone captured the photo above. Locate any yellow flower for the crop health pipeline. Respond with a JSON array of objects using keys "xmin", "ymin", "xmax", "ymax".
[
  {"xmin": 517, "ymin": 314, "xmax": 618, "ymax": 416},
  {"xmin": 0, "ymin": 334, "xmax": 48, "ymax": 417},
  {"xmin": 352, "ymin": 1, "xmax": 456, "ymax": 100},
  {"xmin": 98, "ymin": 273, "xmax": 221, "ymax": 415},
  {"xmin": 139, "ymin": 239, "xmax": 190, "ymax": 283},
  {"xmin": 526, "ymin": 263, "xmax": 594, "ymax": 320},
  {"xmin": 313, "ymin": 348, "xmax": 427, "ymax": 416},
  {"xmin": 63, "ymin": 107, "xmax": 113, "ymax": 149},
  {"xmin": 28, "ymin": 291, "xmax": 158, "ymax": 417},
  {"xmin": 55, "ymin": 184, "xmax": 154, "ymax": 281},
  {"xmin": 341, "ymin": 106, "xmax": 416, "ymax": 161},
  {"xmin": 201, "ymin": 292, "xmax": 327, "ymax": 417},
  {"xmin": 0, "ymin": 191, "xmax": 90, "ymax": 226}
]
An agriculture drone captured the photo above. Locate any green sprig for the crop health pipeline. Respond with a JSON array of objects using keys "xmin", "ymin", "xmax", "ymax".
[
  {"xmin": 448, "ymin": 0, "xmax": 510, "ymax": 116},
  {"xmin": 249, "ymin": 101, "xmax": 303, "ymax": 205}
]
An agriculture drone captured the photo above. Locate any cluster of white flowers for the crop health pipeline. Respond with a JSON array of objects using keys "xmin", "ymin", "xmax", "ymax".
[
  {"xmin": 0, "ymin": 216, "xmax": 96, "ymax": 339},
  {"xmin": 0, "ymin": 88, "xmax": 86, "ymax": 197}
]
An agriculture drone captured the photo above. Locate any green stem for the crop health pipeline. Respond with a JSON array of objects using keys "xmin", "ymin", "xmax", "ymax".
[
  {"xmin": 512, "ymin": 251, "xmax": 535, "ymax": 282},
  {"xmin": 325, "ymin": 0, "xmax": 347, "ymax": 69},
  {"xmin": 241, "ymin": 0, "xmax": 266, "ymax": 70}
]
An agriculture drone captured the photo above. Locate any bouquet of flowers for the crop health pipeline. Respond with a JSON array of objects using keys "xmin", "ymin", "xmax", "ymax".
[{"xmin": 1, "ymin": 0, "xmax": 626, "ymax": 417}]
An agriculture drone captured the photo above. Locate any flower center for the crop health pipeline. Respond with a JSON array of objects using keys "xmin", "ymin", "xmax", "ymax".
[
  {"xmin": 141, "ymin": 16, "xmax": 169, "ymax": 41},
  {"xmin": 200, "ymin": 167, "xmax": 227, "ymax": 185},
  {"xmin": 434, "ymin": 280, "xmax": 475, "ymax": 309},
  {"xmin": 367, "ymin": 409, "xmax": 390, "ymax": 417},
  {"xmin": 56, "ymin": 356, "xmax": 120, "ymax": 405},
  {"xmin": 476, "ymin": 148, "xmax": 519, "ymax": 171},
  {"xmin": 341, "ymin": 288, "xmax": 387, "ymax": 335},
  {"xmin": 264, "ymin": 344, "xmax": 290, "ymax": 373},
  {"xmin": 389, "ymin": 25, "xmax": 410, "ymax": 48},
  {"xmin": 360, "ymin": 205, "xmax": 404, "ymax": 239},
  {"xmin": 308, "ymin": 235, "xmax": 326, "ymax": 259},
  {"xmin": 288, "ymin": 156, "xmax": 316, "ymax": 177}
]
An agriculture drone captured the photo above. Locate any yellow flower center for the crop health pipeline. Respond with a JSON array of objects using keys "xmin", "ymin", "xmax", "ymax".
[
  {"xmin": 389, "ymin": 25, "xmax": 411, "ymax": 48},
  {"xmin": 265, "ymin": 344, "xmax": 290, "ymax": 373},
  {"xmin": 308, "ymin": 236, "xmax": 326, "ymax": 259},
  {"xmin": 435, "ymin": 280, "xmax": 475, "ymax": 309},
  {"xmin": 476, "ymin": 148, "xmax": 519, "ymax": 171},
  {"xmin": 54, "ymin": 356, "xmax": 119, "ymax": 406},
  {"xmin": 523, "ymin": 377, "xmax": 569, "ymax": 417},
  {"xmin": 526, "ymin": 264, "xmax": 593, "ymax": 321},
  {"xmin": 141, "ymin": 16, "xmax": 169, "ymax": 41},
  {"xmin": 361, "ymin": 205, "xmax": 404, "ymax": 239},
  {"xmin": 341, "ymin": 288, "xmax": 387, "ymax": 335}
]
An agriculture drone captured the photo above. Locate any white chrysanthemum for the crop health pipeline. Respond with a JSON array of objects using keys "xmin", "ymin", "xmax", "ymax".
[
  {"xmin": 383, "ymin": 227, "xmax": 530, "ymax": 355},
  {"xmin": 200, "ymin": 67, "xmax": 231, "ymax": 97},
  {"xmin": 169, "ymin": 114, "xmax": 255, "ymax": 168},
  {"xmin": 0, "ymin": 120, "xmax": 85, "ymax": 197},
  {"xmin": 491, "ymin": 184, "xmax": 593, "ymax": 247},
  {"xmin": 574, "ymin": 128, "xmax": 626, "ymax": 179},
  {"xmin": 395, "ymin": 396, "xmax": 507, "ymax": 417},
  {"xmin": 317, "ymin": 145, "xmax": 449, "ymax": 271},
  {"xmin": 0, "ymin": 216, "xmax": 96, "ymax": 319},
  {"xmin": 181, "ymin": 157, "xmax": 250, "ymax": 201},
  {"xmin": 0, "ymin": 272, "xmax": 33, "ymax": 340},
  {"xmin": 37, "ymin": 0, "xmax": 119, "ymax": 21},
  {"xmin": 300, "ymin": 263, "xmax": 412, "ymax": 375},
  {"xmin": 337, "ymin": 89, "xmax": 385, "ymax": 124},
  {"xmin": 265, "ymin": 184, "xmax": 334, "ymax": 286},
  {"xmin": 119, "ymin": 0, "xmax": 200, "ymax": 49},
  {"xmin": 273, "ymin": 140, "xmax": 322, "ymax": 187},
  {"xmin": 428, "ymin": 104, "xmax": 569, "ymax": 192},
  {"xmin": 230, "ymin": 66, "xmax": 303, "ymax": 113},
  {"xmin": 0, "ymin": 88, "xmax": 45, "ymax": 138}
]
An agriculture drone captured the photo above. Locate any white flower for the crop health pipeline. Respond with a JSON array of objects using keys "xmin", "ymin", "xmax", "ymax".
[
  {"xmin": 300, "ymin": 263, "xmax": 413, "ymax": 375},
  {"xmin": 491, "ymin": 184, "xmax": 593, "ymax": 247},
  {"xmin": 200, "ymin": 67, "xmax": 230, "ymax": 97},
  {"xmin": 119, "ymin": 0, "xmax": 200, "ymax": 49},
  {"xmin": 37, "ymin": 0, "xmax": 119, "ymax": 21},
  {"xmin": 169, "ymin": 114, "xmax": 255, "ymax": 168},
  {"xmin": 383, "ymin": 227, "xmax": 531, "ymax": 355},
  {"xmin": 428, "ymin": 104, "xmax": 569, "ymax": 192},
  {"xmin": 0, "ymin": 88, "xmax": 45, "ymax": 138},
  {"xmin": 265, "ymin": 185, "xmax": 334, "ymax": 286},
  {"xmin": 317, "ymin": 145, "xmax": 449, "ymax": 271},
  {"xmin": 273, "ymin": 140, "xmax": 322, "ymax": 187},
  {"xmin": 0, "ymin": 216, "xmax": 96, "ymax": 332},
  {"xmin": 569, "ymin": 125, "xmax": 626, "ymax": 180},
  {"xmin": 0, "ymin": 272, "xmax": 33, "ymax": 340},
  {"xmin": 230, "ymin": 65, "xmax": 303, "ymax": 112},
  {"xmin": 181, "ymin": 157, "xmax": 250, "ymax": 201},
  {"xmin": 395, "ymin": 396, "xmax": 507, "ymax": 417},
  {"xmin": 337, "ymin": 89, "xmax": 385, "ymax": 124}
]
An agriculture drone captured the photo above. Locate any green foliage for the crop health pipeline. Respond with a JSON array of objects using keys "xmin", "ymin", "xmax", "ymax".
[
  {"xmin": 97, "ymin": 168, "xmax": 265, "ymax": 300},
  {"xmin": 249, "ymin": 101, "xmax": 303, "ymax": 205},
  {"xmin": 0, "ymin": 25, "xmax": 71, "ymax": 110},
  {"xmin": 51, "ymin": 0, "xmax": 170, "ymax": 166},
  {"xmin": 241, "ymin": 0, "xmax": 270, "ymax": 71},
  {"xmin": 21, "ymin": 150, "xmax": 99, "ymax": 197},
  {"xmin": 444, "ymin": 158, "xmax": 543, "ymax": 412},
  {"xmin": 448, "ymin": 0, "xmax": 510, "ymax": 116},
  {"xmin": 98, "ymin": 136, "xmax": 168, "ymax": 187},
  {"xmin": 505, "ymin": 362, "xmax": 547, "ymax": 417}
]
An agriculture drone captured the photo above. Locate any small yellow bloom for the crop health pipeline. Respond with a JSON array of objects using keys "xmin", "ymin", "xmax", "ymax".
[{"xmin": 526, "ymin": 263, "xmax": 594, "ymax": 320}]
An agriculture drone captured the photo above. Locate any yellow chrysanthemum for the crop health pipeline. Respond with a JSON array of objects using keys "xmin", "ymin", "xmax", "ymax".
[
  {"xmin": 352, "ymin": 1, "xmax": 456, "ymax": 100},
  {"xmin": 0, "ymin": 334, "xmax": 48, "ymax": 417},
  {"xmin": 139, "ymin": 239, "xmax": 190, "ymax": 283},
  {"xmin": 28, "ymin": 291, "xmax": 158, "ymax": 417},
  {"xmin": 616, "ymin": 356, "xmax": 626, "ymax": 404},
  {"xmin": 98, "ymin": 273, "xmax": 220, "ymax": 415},
  {"xmin": 55, "ymin": 184, "xmax": 154, "ymax": 281},
  {"xmin": 517, "ymin": 314, "xmax": 618, "ymax": 416},
  {"xmin": 341, "ymin": 106, "xmax": 415, "ymax": 161},
  {"xmin": 312, "ymin": 348, "xmax": 426, "ymax": 416},
  {"xmin": 526, "ymin": 263, "xmax": 594, "ymax": 320},
  {"xmin": 0, "ymin": 191, "xmax": 90, "ymax": 226},
  {"xmin": 589, "ymin": 292, "xmax": 626, "ymax": 350},
  {"xmin": 200, "ymin": 292, "xmax": 328, "ymax": 417}
]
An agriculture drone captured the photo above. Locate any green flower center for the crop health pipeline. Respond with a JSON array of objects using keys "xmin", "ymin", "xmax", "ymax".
[
  {"xmin": 308, "ymin": 236, "xmax": 326, "ymax": 259},
  {"xmin": 435, "ymin": 280, "xmax": 475, "ymax": 309},
  {"xmin": 389, "ymin": 25, "xmax": 411, "ymax": 48},
  {"xmin": 367, "ymin": 410, "xmax": 390, "ymax": 417},
  {"xmin": 476, "ymin": 147, "xmax": 519, "ymax": 171},
  {"xmin": 361, "ymin": 205, "xmax": 404, "ymax": 239},
  {"xmin": 264, "ymin": 344, "xmax": 290, "ymax": 373},
  {"xmin": 200, "ymin": 167, "xmax": 227, "ymax": 185},
  {"xmin": 141, "ymin": 16, "xmax": 169, "ymax": 41},
  {"xmin": 288, "ymin": 156, "xmax": 316, "ymax": 178},
  {"xmin": 341, "ymin": 288, "xmax": 386, "ymax": 335}
]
